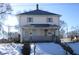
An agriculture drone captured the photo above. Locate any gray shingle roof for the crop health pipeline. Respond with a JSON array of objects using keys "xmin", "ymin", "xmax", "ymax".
[{"xmin": 17, "ymin": 9, "xmax": 60, "ymax": 16}]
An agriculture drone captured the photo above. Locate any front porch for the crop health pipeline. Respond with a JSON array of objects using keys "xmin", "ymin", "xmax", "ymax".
[
  {"xmin": 23, "ymin": 36, "xmax": 60, "ymax": 43},
  {"xmin": 22, "ymin": 30, "xmax": 60, "ymax": 43},
  {"xmin": 21, "ymin": 24, "xmax": 60, "ymax": 43}
]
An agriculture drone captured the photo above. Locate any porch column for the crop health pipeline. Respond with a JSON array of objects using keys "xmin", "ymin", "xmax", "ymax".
[{"xmin": 20, "ymin": 28, "xmax": 23, "ymax": 43}]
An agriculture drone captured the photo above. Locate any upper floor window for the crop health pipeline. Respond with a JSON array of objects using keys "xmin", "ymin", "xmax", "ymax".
[
  {"xmin": 27, "ymin": 17, "xmax": 33, "ymax": 22},
  {"xmin": 47, "ymin": 18, "xmax": 53, "ymax": 22}
]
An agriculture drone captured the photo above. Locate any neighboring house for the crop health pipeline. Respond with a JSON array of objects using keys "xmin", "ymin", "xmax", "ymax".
[{"xmin": 17, "ymin": 4, "xmax": 61, "ymax": 42}]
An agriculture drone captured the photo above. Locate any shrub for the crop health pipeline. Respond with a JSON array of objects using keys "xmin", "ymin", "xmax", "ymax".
[{"xmin": 22, "ymin": 43, "xmax": 31, "ymax": 55}]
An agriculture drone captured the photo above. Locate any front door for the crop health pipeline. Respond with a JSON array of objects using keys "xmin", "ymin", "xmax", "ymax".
[{"xmin": 44, "ymin": 29, "xmax": 48, "ymax": 36}]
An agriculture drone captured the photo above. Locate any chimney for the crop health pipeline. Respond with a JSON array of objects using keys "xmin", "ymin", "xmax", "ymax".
[{"xmin": 36, "ymin": 4, "xmax": 39, "ymax": 10}]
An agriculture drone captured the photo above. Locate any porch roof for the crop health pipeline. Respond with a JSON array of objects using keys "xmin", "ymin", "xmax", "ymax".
[
  {"xmin": 22, "ymin": 24, "xmax": 59, "ymax": 28},
  {"xmin": 31, "ymin": 24, "xmax": 59, "ymax": 27}
]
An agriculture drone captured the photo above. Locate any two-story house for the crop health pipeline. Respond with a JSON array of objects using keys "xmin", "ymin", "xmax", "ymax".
[{"xmin": 17, "ymin": 4, "xmax": 61, "ymax": 43}]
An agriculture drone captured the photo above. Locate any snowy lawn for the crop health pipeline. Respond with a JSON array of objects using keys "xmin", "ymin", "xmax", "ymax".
[
  {"xmin": 67, "ymin": 42, "xmax": 79, "ymax": 54},
  {"xmin": 0, "ymin": 42, "xmax": 79, "ymax": 55},
  {"xmin": 0, "ymin": 43, "xmax": 23, "ymax": 55},
  {"xmin": 31, "ymin": 43, "xmax": 66, "ymax": 55}
]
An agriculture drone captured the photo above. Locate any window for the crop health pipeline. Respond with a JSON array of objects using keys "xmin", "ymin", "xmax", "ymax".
[
  {"xmin": 27, "ymin": 17, "xmax": 33, "ymax": 22},
  {"xmin": 47, "ymin": 18, "xmax": 53, "ymax": 22}
]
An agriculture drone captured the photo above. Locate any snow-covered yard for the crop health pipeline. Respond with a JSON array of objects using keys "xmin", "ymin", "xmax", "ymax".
[
  {"xmin": 67, "ymin": 42, "xmax": 79, "ymax": 55},
  {"xmin": 0, "ymin": 42, "xmax": 79, "ymax": 55},
  {"xmin": 0, "ymin": 43, "xmax": 23, "ymax": 55},
  {"xmin": 31, "ymin": 43, "xmax": 66, "ymax": 55},
  {"xmin": 0, "ymin": 43, "xmax": 66, "ymax": 55}
]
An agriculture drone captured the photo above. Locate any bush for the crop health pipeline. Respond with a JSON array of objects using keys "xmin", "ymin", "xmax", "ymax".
[{"xmin": 22, "ymin": 43, "xmax": 31, "ymax": 55}]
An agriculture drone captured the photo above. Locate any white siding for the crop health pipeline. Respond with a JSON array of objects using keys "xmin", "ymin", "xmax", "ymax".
[
  {"xmin": 18, "ymin": 15, "xmax": 59, "ymax": 26},
  {"xmin": 17, "ymin": 15, "xmax": 60, "ymax": 41}
]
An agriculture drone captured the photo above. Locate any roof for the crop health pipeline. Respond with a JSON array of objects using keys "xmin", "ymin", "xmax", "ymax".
[{"xmin": 17, "ymin": 9, "xmax": 60, "ymax": 16}]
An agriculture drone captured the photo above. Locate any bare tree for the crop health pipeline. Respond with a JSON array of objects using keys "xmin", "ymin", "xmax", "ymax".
[
  {"xmin": 67, "ymin": 26, "xmax": 79, "ymax": 38},
  {"xmin": 59, "ymin": 20, "xmax": 67, "ymax": 38},
  {"xmin": 0, "ymin": 3, "xmax": 12, "ymax": 39},
  {"xmin": 0, "ymin": 3, "xmax": 12, "ymax": 19}
]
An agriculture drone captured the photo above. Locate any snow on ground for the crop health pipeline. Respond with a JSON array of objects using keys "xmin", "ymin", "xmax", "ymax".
[
  {"xmin": 0, "ymin": 42, "xmax": 79, "ymax": 55},
  {"xmin": 0, "ymin": 43, "xmax": 23, "ymax": 55},
  {"xmin": 67, "ymin": 42, "xmax": 79, "ymax": 54},
  {"xmin": 31, "ymin": 43, "xmax": 66, "ymax": 55},
  {"xmin": 61, "ymin": 38, "xmax": 71, "ymax": 42}
]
